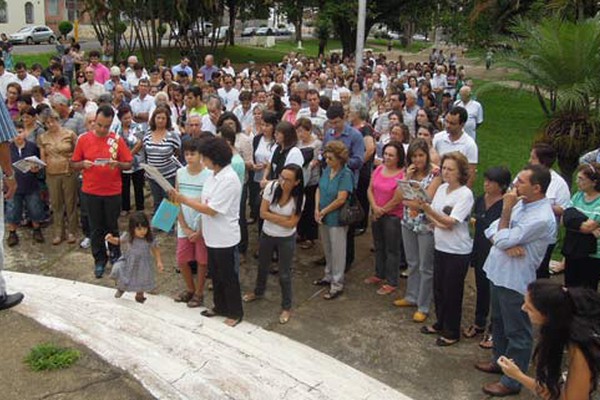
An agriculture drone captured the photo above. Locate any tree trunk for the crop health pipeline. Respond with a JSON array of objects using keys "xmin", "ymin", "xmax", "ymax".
[
  {"xmin": 228, "ymin": 1, "xmax": 236, "ymax": 46},
  {"xmin": 295, "ymin": 17, "xmax": 302, "ymax": 43}
]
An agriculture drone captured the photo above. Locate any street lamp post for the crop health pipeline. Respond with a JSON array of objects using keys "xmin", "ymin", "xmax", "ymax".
[{"xmin": 355, "ymin": 0, "xmax": 366, "ymax": 76}]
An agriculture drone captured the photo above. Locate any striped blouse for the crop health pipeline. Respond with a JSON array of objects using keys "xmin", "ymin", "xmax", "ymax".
[{"xmin": 142, "ymin": 130, "xmax": 181, "ymax": 180}]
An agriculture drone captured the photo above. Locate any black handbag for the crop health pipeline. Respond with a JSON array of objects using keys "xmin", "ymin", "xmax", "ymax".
[{"xmin": 339, "ymin": 193, "xmax": 365, "ymax": 226}]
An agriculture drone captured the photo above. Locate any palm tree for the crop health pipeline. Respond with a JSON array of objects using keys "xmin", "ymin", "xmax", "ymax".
[{"xmin": 503, "ymin": 16, "xmax": 600, "ymax": 184}]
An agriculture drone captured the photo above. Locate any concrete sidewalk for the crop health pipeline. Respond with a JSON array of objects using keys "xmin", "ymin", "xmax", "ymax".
[{"xmin": 5, "ymin": 271, "xmax": 411, "ymax": 400}]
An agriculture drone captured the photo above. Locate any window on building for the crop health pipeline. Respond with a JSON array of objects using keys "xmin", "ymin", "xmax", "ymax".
[
  {"xmin": 48, "ymin": 0, "xmax": 59, "ymax": 16},
  {"xmin": 25, "ymin": 2, "xmax": 34, "ymax": 24},
  {"xmin": 0, "ymin": 3, "xmax": 7, "ymax": 24}
]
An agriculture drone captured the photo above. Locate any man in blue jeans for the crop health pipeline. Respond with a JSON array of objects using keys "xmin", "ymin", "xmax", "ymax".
[
  {"xmin": 474, "ymin": 164, "xmax": 556, "ymax": 397},
  {"xmin": 0, "ymin": 95, "xmax": 24, "ymax": 310}
]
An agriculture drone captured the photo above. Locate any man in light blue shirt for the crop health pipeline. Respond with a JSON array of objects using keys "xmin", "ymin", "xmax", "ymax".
[{"xmin": 475, "ymin": 164, "xmax": 556, "ymax": 397}]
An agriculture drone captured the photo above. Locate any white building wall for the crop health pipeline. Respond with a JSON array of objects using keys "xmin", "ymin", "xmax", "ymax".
[{"xmin": 0, "ymin": 0, "xmax": 46, "ymax": 35}]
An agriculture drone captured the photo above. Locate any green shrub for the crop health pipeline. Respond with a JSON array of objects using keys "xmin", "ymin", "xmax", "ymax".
[
  {"xmin": 25, "ymin": 343, "xmax": 80, "ymax": 371},
  {"xmin": 58, "ymin": 21, "xmax": 73, "ymax": 38}
]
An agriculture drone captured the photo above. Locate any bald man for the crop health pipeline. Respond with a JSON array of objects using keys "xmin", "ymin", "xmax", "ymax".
[{"xmin": 453, "ymin": 86, "xmax": 483, "ymax": 141}]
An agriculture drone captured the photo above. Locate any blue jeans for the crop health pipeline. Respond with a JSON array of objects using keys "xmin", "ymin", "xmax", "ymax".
[
  {"xmin": 490, "ymin": 284, "xmax": 533, "ymax": 391},
  {"xmin": 5, "ymin": 191, "xmax": 45, "ymax": 224}
]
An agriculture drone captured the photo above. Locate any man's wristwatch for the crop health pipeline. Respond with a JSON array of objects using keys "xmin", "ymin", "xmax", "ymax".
[{"xmin": 4, "ymin": 172, "xmax": 15, "ymax": 180}]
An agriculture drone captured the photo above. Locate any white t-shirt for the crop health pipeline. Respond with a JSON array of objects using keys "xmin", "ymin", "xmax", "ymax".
[
  {"xmin": 547, "ymin": 169, "xmax": 571, "ymax": 243},
  {"xmin": 253, "ymin": 136, "xmax": 275, "ymax": 182},
  {"xmin": 454, "ymin": 99, "xmax": 483, "ymax": 140},
  {"xmin": 262, "ymin": 181, "xmax": 298, "ymax": 237},
  {"xmin": 430, "ymin": 183, "xmax": 474, "ymax": 255},
  {"xmin": 176, "ymin": 167, "xmax": 211, "ymax": 238},
  {"xmin": 0, "ymin": 71, "xmax": 16, "ymax": 98},
  {"xmin": 433, "ymin": 131, "xmax": 478, "ymax": 164},
  {"xmin": 16, "ymin": 74, "xmax": 40, "ymax": 92},
  {"xmin": 201, "ymin": 165, "xmax": 242, "ymax": 248},
  {"xmin": 217, "ymin": 87, "xmax": 240, "ymax": 111},
  {"xmin": 200, "ymin": 114, "xmax": 217, "ymax": 135},
  {"xmin": 268, "ymin": 145, "xmax": 304, "ymax": 175}
]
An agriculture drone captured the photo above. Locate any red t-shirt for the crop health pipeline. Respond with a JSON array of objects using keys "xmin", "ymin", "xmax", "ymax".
[{"xmin": 72, "ymin": 131, "xmax": 133, "ymax": 196}]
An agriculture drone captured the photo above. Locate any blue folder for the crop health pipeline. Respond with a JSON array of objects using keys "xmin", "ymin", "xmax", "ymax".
[{"xmin": 151, "ymin": 199, "xmax": 179, "ymax": 232}]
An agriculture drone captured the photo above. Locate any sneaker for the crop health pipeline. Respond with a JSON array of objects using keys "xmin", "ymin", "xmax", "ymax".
[
  {"xmin": 7, "ymin": 231, "xmax": 18, "ymax": 247},
  {"xmin": 32, "ymin": 228, "xmax": 44, "ymax": 243},
  {"xmin": 80, "ymin": 237, "xmax": 91, "ymax": 249},
  {"xmin": 114, "ymin": 289, "xmax": 125, "ymax": 298}
]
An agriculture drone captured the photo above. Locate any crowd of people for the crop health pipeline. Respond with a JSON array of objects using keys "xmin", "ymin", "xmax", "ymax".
[{"xmin": 0, "ymin": 42, "xmax": 598, "ymax": 398}]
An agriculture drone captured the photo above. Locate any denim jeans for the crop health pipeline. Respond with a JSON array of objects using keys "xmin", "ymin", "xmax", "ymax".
[
  {"xmin": 5, "ymin": 191, "xmax": 45, "ymax": 224},
  {"xmin": 371, "ymin": 215, "xmax": 403, "ymax": 287},
  {"xmin": 490, "ymin": 284, "xmax": 533, "ymax": 391},
  {"xmin": 402, "ymin": 226, "xmax": 434, "ymax": 313},
  {"xmin": 255, "ymin": 233, "xmax": 295, "ymax": 310}
]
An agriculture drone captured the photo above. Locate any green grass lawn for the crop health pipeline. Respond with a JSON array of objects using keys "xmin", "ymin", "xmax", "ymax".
[{"xmin": 473, "ymin": 84, "xmax": 546, "ymax": 195}]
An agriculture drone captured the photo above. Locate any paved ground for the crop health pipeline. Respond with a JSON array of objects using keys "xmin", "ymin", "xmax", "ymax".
[{"xmin": 1, "ymin": 205, "xmax": 542, "ymax": 400}]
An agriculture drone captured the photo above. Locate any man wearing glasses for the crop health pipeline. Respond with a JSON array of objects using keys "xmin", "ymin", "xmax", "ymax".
[{"xmin": 80, "ymin": 67, "xmax": 107, "ymax": 102}]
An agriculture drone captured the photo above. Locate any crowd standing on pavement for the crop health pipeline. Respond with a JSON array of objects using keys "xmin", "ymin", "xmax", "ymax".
[{"xmin": 0, "ymin": 43, "xmax": 598, "ymax": 398}]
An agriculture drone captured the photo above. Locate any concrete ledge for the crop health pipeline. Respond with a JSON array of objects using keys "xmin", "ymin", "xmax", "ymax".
[{"xmin": 5, "ymin": 272, "xmax": 412, "ymax": 400}]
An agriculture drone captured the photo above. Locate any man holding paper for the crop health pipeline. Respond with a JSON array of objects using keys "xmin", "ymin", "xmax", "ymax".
[{"xmin": 71, "ymin": 105, "xmax": 133, "ymax": 278}]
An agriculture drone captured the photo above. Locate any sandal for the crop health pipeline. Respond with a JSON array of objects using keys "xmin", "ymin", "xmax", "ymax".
[
  {"xmin": 376, "ymin": 284, "xmax": 396, "ymax": 295},
  {"xmin": 186, "ymin": 294, "xmax": 204, "ymax": 308},
  {"xmin": 279, "ymin": 310, "xmax": 291, "ymax": 324},
  {"xmin": 242, "ymin": 292, "xmax": 263, "ymax": 303},
  {"xmin": 463, "ymin": 324, "xmax": 485, "ymax": 338},
  {"xmin": 323, "ymin": 290, "xmax": 343, "ymax": 300},
  {"xmin": 174, "ymin": 290, "xmax": 194, "ymax": 303},
  {"xmin": 479, "ymin": 334, "xmax": 494, "ymax": 349},
  {"xmin": 364, "ymin": 276, "xmax": 384, "ymax": 285},
  {"xmin": 201, "ymin": 309, "xmax": 219, "ymax": 318},
  {"xmin": 312, "ymin": 278, "xmax": 330, "ymax": 287},
  {"xmin": 420, "ymin": 325, "xmax": 441, "ymax": 335},
  {"xmin": 436, "ymin": 337, "xmax": 459, "ymax": 347}
]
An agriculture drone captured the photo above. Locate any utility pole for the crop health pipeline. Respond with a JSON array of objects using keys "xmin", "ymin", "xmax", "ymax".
[{"xmin": 355, "ymin": 0, "xmax": 366, "ymax": 76}]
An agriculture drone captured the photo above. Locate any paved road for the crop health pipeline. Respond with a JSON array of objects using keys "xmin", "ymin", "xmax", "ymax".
[{"xmin": 11, "ymin": 40, "xmax": 100, "ymax": 55}]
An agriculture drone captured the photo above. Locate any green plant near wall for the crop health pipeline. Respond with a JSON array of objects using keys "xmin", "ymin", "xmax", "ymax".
[{"xmin": 25, "ymin": 343, "xmax": 80, "ymax": 371}]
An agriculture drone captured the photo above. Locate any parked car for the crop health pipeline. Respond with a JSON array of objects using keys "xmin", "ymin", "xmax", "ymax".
[
  {"xmin": 208, "ymin": 26, "xmax": 229, "ymax": 43},
  {"xmin": 412, "ymin": 33, "xmax": 429, "ymax": 42},
  {"xmin": 241, "ymin": 27, "xmax": 257, "ymax": 37},
  {"xmin": 9, "ymin": 25, "xmax": 56, "ymax": 45},
  {"xmin": 255, "ymin": 27, "xmax": 275, "ymax": 36}
]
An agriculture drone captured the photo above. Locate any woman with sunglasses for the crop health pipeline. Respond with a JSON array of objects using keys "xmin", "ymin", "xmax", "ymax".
[{"xmin": 243, "ymin": 165, "xmax": 304, "ymax": 324}]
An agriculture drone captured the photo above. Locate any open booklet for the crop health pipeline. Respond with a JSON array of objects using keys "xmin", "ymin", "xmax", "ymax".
[
  {"xmin": 140, "ymin": 163, "xmax": 175, "ymax": 192},
  {"xmin": 397, "ymin": 179, "xmax": 431, "ymax": 202},
  {"xmin": 12, "ymin": 156, "xmax": 47, "ymax": 173}
]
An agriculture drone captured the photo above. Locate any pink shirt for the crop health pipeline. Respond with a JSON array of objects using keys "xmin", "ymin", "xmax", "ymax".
[
  {"xmin": 91, "ymin": 63, "xmax": 110, "ymax": 84},
  {"xmin": 372, "ymin": 165, "xmax": 404, "ymax": 218}
]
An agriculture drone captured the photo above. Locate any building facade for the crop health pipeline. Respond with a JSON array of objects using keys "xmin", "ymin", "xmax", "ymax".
[{"xmin": 0, "ymin": 0, "xmax": 45, "ymax": 35}]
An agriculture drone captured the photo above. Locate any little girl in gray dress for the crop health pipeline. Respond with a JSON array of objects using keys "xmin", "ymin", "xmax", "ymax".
[{"xmin": 107, "ymin": 212, "xmax": 164, "ymax": 303}]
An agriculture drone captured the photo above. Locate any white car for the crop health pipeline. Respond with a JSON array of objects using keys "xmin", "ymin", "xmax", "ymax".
[
  {"xmin": 9, "ymin": 25, "xmax": 56, "ymax": 45},
  {"xmin": 208, "ymin": 26, "xmax": 229, "ymax": 43}
]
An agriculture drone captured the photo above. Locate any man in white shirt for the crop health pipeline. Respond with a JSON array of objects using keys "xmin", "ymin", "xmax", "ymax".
[
  {"xmin": 433, "ymin": 106, "xmax": 478, "ymax": 187},
  {"xmin": 403, "ymin": 90, "xmax": 419, "ymax": 138},
  {"xmin": 431, "ymin": 65, "xmax": 447, "ymax": 105},
  {"xmin": 80, "ymin": 66, "xmax": 107, "ymax": 101},
  {"xmin": 528, "ymin": 143, "xmax": 570, "ymax": 279},
  {"xmin": 454, "ymin": 86, "xmax": 484, "ymax": 140},
  {"xmin": 129, "ymin": 78, "xmax": 154, "ymax": 131},
  {"xmin": 0, "ymin": 59, "xmax": 16, "ymax": 98},
  {"xmin": 125, "ymin": 56, "xmax": 147, "ymax": 83},
  {"xmin": 14, "ymin": 62, "xmax": 40, "ymax": 94},
  {"xmin": 201, "ymin": 96, "xmax": 222, "ymax": 135},
  {"xmin": 296, "ymin": 89, "xmax": 327, "ymax": 137},
  {"xmin": 217, "ymin": 75, "xmax": 239, "ymax": 112}
]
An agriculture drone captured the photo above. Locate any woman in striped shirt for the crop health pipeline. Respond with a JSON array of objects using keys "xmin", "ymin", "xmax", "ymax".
[{"xmin": 143, "ymin": 106, "xmax": 181, "ymax": 212}]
